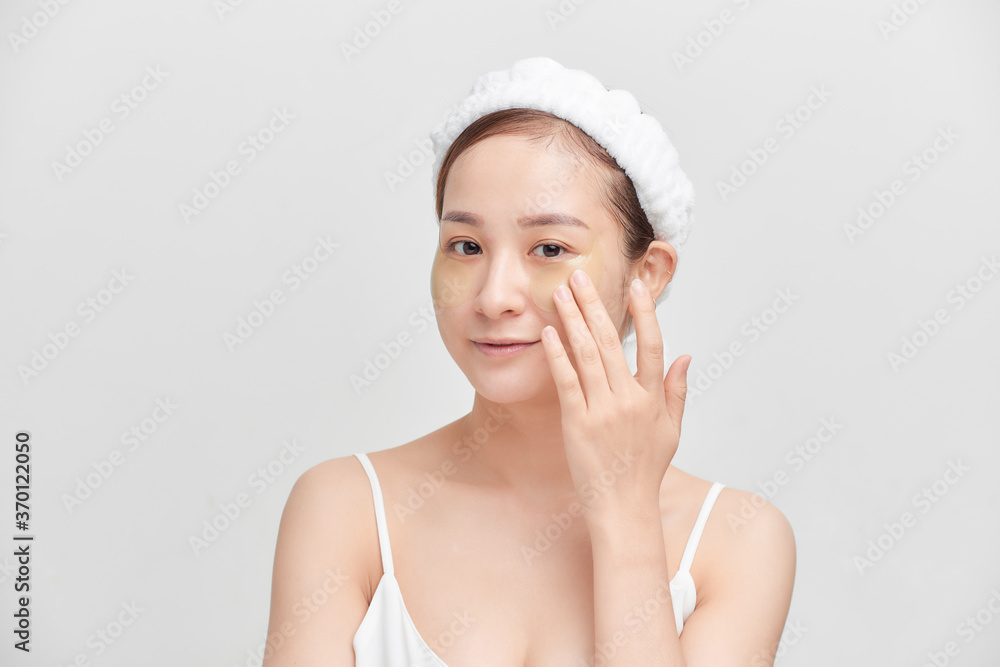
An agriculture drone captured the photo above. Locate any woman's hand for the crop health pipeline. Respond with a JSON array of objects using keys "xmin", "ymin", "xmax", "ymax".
[{"xmin": 540, "ymin": 268, "xmax": 692, "ymax": 526}]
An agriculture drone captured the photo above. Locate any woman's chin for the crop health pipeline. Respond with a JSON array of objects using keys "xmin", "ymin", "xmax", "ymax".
[{"xmin": 465, "ymin": 370, "xmax": 555, "ymax": 406}]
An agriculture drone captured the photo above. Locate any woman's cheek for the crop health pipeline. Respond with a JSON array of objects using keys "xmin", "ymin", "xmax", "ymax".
[
  {"xmin": 430, "ymin": 248, "xmax": 473, "ymax": 308},
  {"xmin": 529, "ymin": 234, "xmax": 604, "ymax": 313}
]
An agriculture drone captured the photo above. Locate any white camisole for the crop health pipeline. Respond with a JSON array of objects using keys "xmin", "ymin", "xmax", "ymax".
[{"xmin": 351, "ymin": 452, "xmax": 725, "ymax": 666}]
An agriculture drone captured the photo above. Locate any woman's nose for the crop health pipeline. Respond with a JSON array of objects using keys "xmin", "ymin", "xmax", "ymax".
[{"xmin": 475, "ymin": 255, "xmax": 530, "ymax": 318}]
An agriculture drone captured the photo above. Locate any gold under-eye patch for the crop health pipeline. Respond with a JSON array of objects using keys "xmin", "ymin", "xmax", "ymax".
[
  {"xmin": 529, "ymin": 227, "xmax": 604, "ymax": 313},
  {"xmin": 430, "ymin": 247, "xmax": 473, "ymax": 309}
]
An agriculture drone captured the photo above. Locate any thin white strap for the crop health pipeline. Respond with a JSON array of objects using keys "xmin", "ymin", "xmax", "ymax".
[
  {"xmin": 678, "ymin": 482, "xmax": 725, "ymax": 573},
  {"xmin": 353, "ymin": 452, "xmax": 394, "ymax": 575}
]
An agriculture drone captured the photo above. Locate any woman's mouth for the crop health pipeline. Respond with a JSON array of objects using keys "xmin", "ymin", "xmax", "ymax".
[{"xmin": 473, "ymin": 340, "xmax": 539, "ymax": 357}]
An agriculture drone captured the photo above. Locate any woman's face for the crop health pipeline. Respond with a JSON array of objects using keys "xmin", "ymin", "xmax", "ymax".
[{"xmin": 432, "ymin": 133, "xmax": 632, "ymax": 404}]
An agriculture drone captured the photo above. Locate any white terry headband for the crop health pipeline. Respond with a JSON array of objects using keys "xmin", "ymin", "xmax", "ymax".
[{"xmin": 429, "ymin": 55, "xmax": 695, "ymax": 310}]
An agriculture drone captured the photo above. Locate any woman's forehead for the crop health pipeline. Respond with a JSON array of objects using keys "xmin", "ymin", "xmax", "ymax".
[
  {"xmin": 442, "ymin": 135, "xmax": 613, "ymax": 231},
  {"xmin": 450, "ymin": 132, "xmax": 590, "ymax": 177}
]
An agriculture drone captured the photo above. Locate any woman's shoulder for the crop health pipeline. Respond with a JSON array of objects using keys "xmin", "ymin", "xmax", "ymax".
[
  {"xmin": 291, "ymin": 452, "xmax": 372, "ymax": 507},
  {"xmin": 295, "ymin": 425, "xmax": 443, "ymax": 486},
  {"xmin": 664, "ymin": 466, "xmax": 796, "ymax": 601},
  {"xmin": 662, "ymin": 465, "xmax": 793, "ymax": 538},
  {"xmin": 281, "ymin": 452, "xmax": 401, "ymax": 594},
  {"xmin": 282, "ymin": 454, "xmax": 375, "ymax": 538},
  {"xmin": 287, "ymin": 435, "xmax": 447, "ymax": 536}
]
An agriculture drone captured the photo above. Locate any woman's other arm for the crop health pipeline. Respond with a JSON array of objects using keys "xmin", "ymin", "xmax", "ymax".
[
  {"xmin": 588, "ymin": 488, "xmax": 795, "ymax": 667},
  {"xmin": 262, "ymin": 458, "xmax": 372, "ymax": 667},
  {"xmin": 679, "ymin": 490, "xmax": 797, "ymax": 666}
]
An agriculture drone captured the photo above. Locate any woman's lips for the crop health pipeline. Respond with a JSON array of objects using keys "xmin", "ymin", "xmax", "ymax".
[{"xmin": 473, "ymin": 341, "xmax": 539, "ymax": 357}]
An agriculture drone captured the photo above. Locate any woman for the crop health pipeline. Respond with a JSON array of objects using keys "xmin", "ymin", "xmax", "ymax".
[{"xmin": 262, "ymin": 56, "xmax": 796, "ymax": 666}]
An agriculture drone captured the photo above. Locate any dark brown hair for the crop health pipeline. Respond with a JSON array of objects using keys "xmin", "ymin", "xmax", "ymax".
[{"xmin": 434, "ymin": 108, "xmax": 655, "ymax": 335}]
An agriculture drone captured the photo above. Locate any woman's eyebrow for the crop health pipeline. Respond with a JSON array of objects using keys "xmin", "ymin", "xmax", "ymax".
[{"xmin": 441, "ymin": 210, "xmax": 590, "ymax": 230}]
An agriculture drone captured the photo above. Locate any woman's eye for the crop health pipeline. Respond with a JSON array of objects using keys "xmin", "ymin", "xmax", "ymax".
[
  {"xmin": 446, "ymin": 241, "xmax": 566, "ymax": 258},
  {"xmin": 533, "ymin": 244, "xmax": 565, "ymax": 259},
  {"xmin": 448, "ymin": 240, "xmax": 480, "ymax": 256}
]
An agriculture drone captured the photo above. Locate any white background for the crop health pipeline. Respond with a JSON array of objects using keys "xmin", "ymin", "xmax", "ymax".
[{"xmin": 1, "ymin": 0, "xmax": 998, "ymax": 665}]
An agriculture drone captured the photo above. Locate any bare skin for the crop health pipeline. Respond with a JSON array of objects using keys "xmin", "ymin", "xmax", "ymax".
[{"xmin": 262, "ymin": 133, "xmax": 796, "ymax": 666}]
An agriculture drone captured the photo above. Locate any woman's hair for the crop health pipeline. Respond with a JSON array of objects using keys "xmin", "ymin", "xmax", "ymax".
[{"xmin": 434, "ymin": 108, "xmax": 655, "ymax": 338}]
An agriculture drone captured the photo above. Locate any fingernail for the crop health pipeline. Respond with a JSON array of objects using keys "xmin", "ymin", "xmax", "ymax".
[
  {"xmin": 572, "ymin": 269, "xmax": 589, "ymax": 286},
  {"xmin": 682, "ymin": 356, "xmax": 692, "ymax": 374},
  {"xmin": 631, "ymin": 278, "xmax": 647, "ymax": 296},
  {"xmin": 555, "ymin": 285, "xmax": 571, "ymax": 302}
]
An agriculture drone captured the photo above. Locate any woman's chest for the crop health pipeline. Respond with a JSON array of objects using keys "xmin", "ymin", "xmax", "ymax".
[
  {"xmin": 391, "ymin": 525, "xmax": 599, "ymax": 666},
  {"xmin": 370, "ymin": 462, "xmax": 695, "ymax": 664}
]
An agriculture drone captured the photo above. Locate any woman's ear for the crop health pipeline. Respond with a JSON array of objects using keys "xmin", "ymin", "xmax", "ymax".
[{"xmin": 635, "ymin": 241, "xmax": 678, "ymax": 303}]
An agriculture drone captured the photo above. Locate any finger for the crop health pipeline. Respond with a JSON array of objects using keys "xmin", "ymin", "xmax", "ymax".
[
  {"xmin": 540, "ymin": 325, "xmax": 586, "ymax": 418},
  {"xmin": 567, "ymin": 268, "xmax": 633, "ymax": 395},
  {"xmin": 629, "ymin": 278, "xmax": 665, "ymax": 393},
  {"xmin": 663, "ymin": 354, "xmax": 691, "ymax": 431},
  {"xmin": 552, "ymin": 280, "xmax": 610, "ymax": 407}
]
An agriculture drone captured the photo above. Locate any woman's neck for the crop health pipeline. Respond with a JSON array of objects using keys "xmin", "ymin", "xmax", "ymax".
[{"xmin": 454, "ymin": 392, "xmax": 580, "ymax": 503}]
